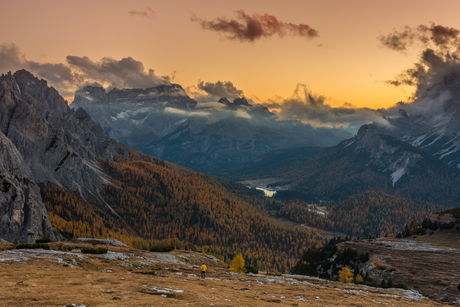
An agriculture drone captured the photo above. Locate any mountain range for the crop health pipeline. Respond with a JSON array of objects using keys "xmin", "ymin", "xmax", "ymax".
[
  {"xmin": 70, "ymin": 84, "xmax": 351, "ymax": 173},
  {"xmin": 0, "ymin": 70, "xmax": 325, "ymax": 272}
]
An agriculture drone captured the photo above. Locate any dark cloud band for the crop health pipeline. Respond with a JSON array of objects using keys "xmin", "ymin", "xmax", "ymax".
[
  {"xmin": 192, "ymin": 10, "xmax": 318, "ymax": 42},
  {"xmin": 0, "ymin": 43, "xmax": 168, "ymax": 98}
]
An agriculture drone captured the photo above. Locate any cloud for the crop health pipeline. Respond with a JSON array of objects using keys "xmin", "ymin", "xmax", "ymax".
[
  {"xmin": 381, "ymin": 23, "xmax": 460, "ymax": 105},
  {"xmin": 0, "ymin": 43, "xmax": 25, "ymax": 71},
  {"xmin": 261, "ymin": 84, "xmax": 388, "ymax": 131},
  {"xmin": 164, "ymin": 107, "xmax": 211, "ymax": 117},
  {"xmin": 191, "ymin": 10, "xmax": 318, "ymax": 42},
  {"xmin": 66, "ymin": 55, "xmax": 165, "ymax": 89},
  {"xmin": 128, "ymin": 7, "xmax": 155, "ymax": 19},
  {"xmin": 379, "ymin": 22, "xmax": 460, "ymax": 53},
  {"xmin": 235, "ymin": 109, "xmax": 251, "ymax": 119},
  {"xmin": 186, "ymin": 80, "xmax": 244, "ymax": 102},
  {"xmin": 379, "ymin": 23, "xmax": 460, "ymax": 119},
  {"xmin": 0, "ymin": 43, "xmax": 168, "ymax": 99}
]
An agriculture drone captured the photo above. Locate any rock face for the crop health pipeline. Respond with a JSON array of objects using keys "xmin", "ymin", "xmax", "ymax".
[
  {"xmin": 0, "ymin": 70, "xmax": 126, "ymax": 193},
  {"xmin": 345, "ymin": 124, "xmax": 425, "ymax": 187},
  {"xmin": 0, "ymin": 70, "xmax": 130, "ymax": 242},
  {"xmin": 0, "ymin": 131, "xmax": 56, "ymax": 243}
]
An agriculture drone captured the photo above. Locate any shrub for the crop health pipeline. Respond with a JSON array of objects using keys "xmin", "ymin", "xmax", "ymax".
[
  {"xmin": 141, "ymin": 271, "xmax": 156, "ymax": 275},
  {"xmin": 150, "ymin": 245, "xmax": 175, "ymax": 253},
  {"xmin": 62, "ymin": 264, "xmax": 70, "ymax": 267},
  {"xmin": 16, "ymin": 243, "xmax": 50, "ymax": 250},
  {"xmin": 35, "ymin": 238, "xmax": 52, "ymax": 244},
  {"xmin": 244, "ymin": 265, "xmax": 259, "ymax": 274},
  {"xmin": 58, "ymin": 245, "xmax": 73, "ymax": 252},
  {"xmin": 266, "ymin": 272, "xmax": 282, "ymax": 276},
  {"xmin": 81, "ymin": 247, "xmax": 108, "ymax": 254},
  {"xmin": 394, "ymin": 283, "xmax": 408, "ymax": 290}
]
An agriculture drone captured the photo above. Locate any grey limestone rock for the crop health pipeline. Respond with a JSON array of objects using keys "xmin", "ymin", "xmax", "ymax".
[
  {"xmin": 0, "ymin": 70, "xmax": 126, "ymax": 192},
  {"xmin": 0, "ymin": 131, "xmax": 56, "ymax": 243}
]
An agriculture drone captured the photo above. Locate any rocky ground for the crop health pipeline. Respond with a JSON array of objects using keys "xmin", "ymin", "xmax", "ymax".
[
  {"xmin": 339, "ymin": 228, "xmax": 460, "ymax": 304},
  {"xmin": 0, "ymin": 240, "xmax": 445, "ymax": 306}
]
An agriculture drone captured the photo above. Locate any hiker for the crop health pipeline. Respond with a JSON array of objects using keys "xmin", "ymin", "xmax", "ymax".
[{"xmin": 201, "ymin": 263, "xmax": 207, "ymax": 279}]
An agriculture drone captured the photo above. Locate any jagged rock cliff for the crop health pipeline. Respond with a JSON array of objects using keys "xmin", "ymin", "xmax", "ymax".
[
  {"xmin": 0, "ymin": 70, "xmax": 126, "ymax": 193},
  {"xmin": 0, "ymin": 131, "xmax": 56, "ymax": 243}
]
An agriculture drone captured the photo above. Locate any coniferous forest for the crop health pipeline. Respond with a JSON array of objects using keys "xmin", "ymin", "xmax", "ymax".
[{"xmin": 42, "ymin": 145, "xmax": 323, "ymax": 273}]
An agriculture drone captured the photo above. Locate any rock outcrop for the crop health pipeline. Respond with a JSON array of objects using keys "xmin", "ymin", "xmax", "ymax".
[
  {"xmin": 0, "ymin": 70, "xmax": 126, "ymax": 193},
  {"xmin": 0, "ymin": 131, "xmax": 56, "ymax": 243}
]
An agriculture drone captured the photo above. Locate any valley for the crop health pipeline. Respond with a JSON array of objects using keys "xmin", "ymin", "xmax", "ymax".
[
  {"xmin": 238, "ymin": 177, "xmax": 288, "ymax": 197},
  {"xmin": 3, "ymin": 3, "xmax": 460, "ymax": 306}
]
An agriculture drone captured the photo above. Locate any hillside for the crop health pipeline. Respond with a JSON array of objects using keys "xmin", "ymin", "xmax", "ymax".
[
  {"xmin": 0, "ymin": 70, "xmax": 325, "ymax": 273},
  {"xmin": 290, "ymin": 209, "xmax": 460, "ymax": 303},
  {"xmin": 278, "ymin": 191, "xmax": 443, "ymax": 237},
  {"xmin": 254, "ymin": 125, "xmax": 460, "ymax": 207},
  {"xmin": 42, "ymin": 144, "xmax": 324, "ymax": 273},
  {"xmin": 0, "ymin": 240, "xmax": 438, "ymax": 306}
]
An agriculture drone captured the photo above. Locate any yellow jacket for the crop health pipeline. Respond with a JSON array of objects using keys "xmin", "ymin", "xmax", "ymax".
[{"xmin": 201, "ymin": 264, "xmax": 207, "ymax": 271}]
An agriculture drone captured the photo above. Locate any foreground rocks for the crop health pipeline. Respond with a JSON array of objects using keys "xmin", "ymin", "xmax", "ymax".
[{"xmin": 0, "ymin": 240, "xmax": 442, "ymax": 306}]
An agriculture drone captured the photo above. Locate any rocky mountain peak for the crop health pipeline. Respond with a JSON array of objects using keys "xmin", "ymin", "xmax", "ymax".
[
  {"xmin": 0, "ymin": 70, "xmax": 126, "ymax": 193},
  {"xmin": 218, "ymin": 97, "xmax": 231, "ymax": 105},
  {"xmin": 74, "ymin": 86, "xmax": 108, "ymax": 103},
  {"xmin": 233, "ymin": 97, "xmax": 251, "ymax": 107}
]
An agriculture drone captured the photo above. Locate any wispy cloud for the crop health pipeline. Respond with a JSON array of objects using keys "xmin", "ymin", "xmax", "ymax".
[
  {"xmin": 128, "ymin": 7, "xmax": 155, "ymax": 19},
  {"xmin": 379, "ymin": 22, "xmax": 460, "ymax": 53},
  {"xmin": 191, "ymin": 10, "xmax": 318, "ymax": 42},
  {"xmin": 261, "ymin": 84, "xmax": 388, "ymax": 131}
]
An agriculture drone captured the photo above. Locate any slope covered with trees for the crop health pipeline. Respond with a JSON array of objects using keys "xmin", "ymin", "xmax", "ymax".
[
  {"xmin": 279, "ymin": 191, "xmax": 442, "ymax": 237},
  {"xmin": 236, "ymin": 126, "xmax": 460, "ymax": 208},
  {"xmin": 42, "ymin": 145, "xmax": 323, "ymax": 273}
]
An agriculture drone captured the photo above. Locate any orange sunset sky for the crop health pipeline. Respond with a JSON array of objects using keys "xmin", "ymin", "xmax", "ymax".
[{"xmin": 1, "ymin": 0, "xmax": 460, "ymax": 109}]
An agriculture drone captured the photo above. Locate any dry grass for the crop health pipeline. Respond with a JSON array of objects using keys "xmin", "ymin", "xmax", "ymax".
[
  {"xmin": 339, "ymin": 228, "xmax": 460, "ymax": 303},
  {"xmin": 0, "ymin": 240, "xmax": 444, "ymax": 306}
]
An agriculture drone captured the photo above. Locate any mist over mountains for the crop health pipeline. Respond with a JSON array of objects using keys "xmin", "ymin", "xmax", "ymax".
[{"xmin": 70, "ymin": 83, "xmax": 352, "ymax": 172}]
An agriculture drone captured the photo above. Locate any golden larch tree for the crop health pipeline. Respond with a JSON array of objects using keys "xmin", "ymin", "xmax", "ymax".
[
  {"xmin": 231, "ymin": 253, "xmax": 246, "ymax": 273},
  {"xmin": 338, "ymin": 266, "xmax": 353, "ymax": 283}
]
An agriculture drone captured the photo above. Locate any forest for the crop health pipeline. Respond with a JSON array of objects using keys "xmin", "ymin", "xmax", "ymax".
[
  {"xmin": 278, "ymin": 191, "xmax": 442, "ymax": 237},
  {"xmin": 41, "ymin": 146, "xmax": 323, "ymax": 273}
]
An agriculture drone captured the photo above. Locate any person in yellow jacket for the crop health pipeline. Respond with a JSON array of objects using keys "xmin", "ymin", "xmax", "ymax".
[{"xmin": 201, "ymin": 263, "xmax": 207, "ymax": 279}]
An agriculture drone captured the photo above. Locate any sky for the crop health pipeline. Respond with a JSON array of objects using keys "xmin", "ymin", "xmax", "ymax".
[{"xmin": 1, "ymin": 0, "xmax": 460, "ymax": 113}]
